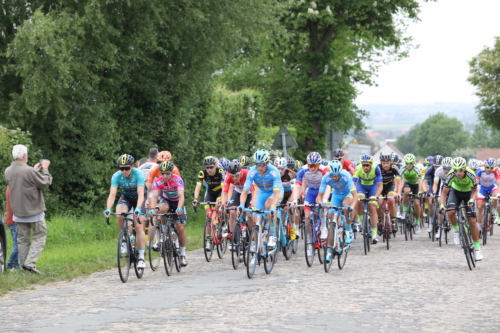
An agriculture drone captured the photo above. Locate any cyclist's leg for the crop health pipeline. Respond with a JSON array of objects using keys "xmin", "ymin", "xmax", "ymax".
[
  {"xmin": 446, "ymin": 189, "xmax": 459, "ymax": 232},
  {"xmin": 476, "ymin": 185, "xmax": 487, "ymax": 230},
  {"xmin": 367, "ymin": 185, "xmax": 378, "ymax": 233},
  {"xmin": 130, "ymin": 198, "xmax": 147, "ymax": 262},
  {"xmin": 116, "ymin": 194, "xmax": 132, "ymax": 230},
  {"xmin": 167, "ymin": 199, "xmax": 188, "ymax": 263},
  {"xmin": 355, "ymin": 182, "xmax": 365, "ymax": 222}
]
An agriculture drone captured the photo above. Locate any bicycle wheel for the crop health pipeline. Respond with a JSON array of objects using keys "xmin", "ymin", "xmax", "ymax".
[
  {"xmin": 459, "ymin": 224, "xmax": 473, "ymax": 270},
  {"xmin": 304, "ymin": 219, "xmax": 315, "ymax": 267},
  {"xmin": 217, "ymin": 236, "xmax": 228, "ymax": 259},
  {"xmin": 402, "ymin": 211, "xmax": 409, "ymax": 241},
  {"xmin": 292, "ymin": 222, "xmax": 300, "ymax": 254},
  {"xmin": 231, "ymin": 223, "xmax": 241, "ymax": 270},
  {"xmin": 148, "ymin": 224, "xmax": 163, "ymax": 271},
  {"xmin": 282, "ymin": 220, "xmax": 293, "ymax": 260},
  {"xmin": 363, "ymin": 215, "xmax": 370, "ymax": 255},
  {"xmin": 0, "ymin": 228, "xmax": 6, "ymax": 274},
  {"xmin": 133, "ymin": 249, "xmax": 144, "ymax": 279},
  {"xmin": 173, "ymin": 231, "xmax": 182, "ymax": 273},
  {"xmin": 384, "ymin": 215, "xmax": 390, "ymax": 250},
  {"xmin": 438, "ymin": 220, "xmax": 443, "ymax": 247},
  {"xmin": 117, "ymin": 230, "xmax": 131, "ymax": 283},
  {"xmin": 204, "ymin": 219, "xmax": 213, "ymax": 262},
  {"xmin": 338, "ymin": 230, "xmax": 348, "ymax": 270},
  {"xmin": 263, "ymin": 241, "xmax": 275, "ymax": 275},
  {"xmin": 163, "ymin": 228, "xmax": 174, "ymax": 276},
  {"xmin": 482, "ymin": 209, "xmax": 489, "ymax": 245},
  {"xmin": 466, "ymin": 225, "xmax": 476, "ymax": 268},
  {"xmin": 242, "ymin": 225, "xmax": 250, "ymax": 267},
  {"xmin": 246, "ymin": 226, "xmax": 259, "ymax": 279},
  {"xmin": 408, "ymin": 213, "xmax": 414, "ymax": 240},
  {"xmin": 324, "ymin": 222, "xmax": 335, "ymax": 273}
]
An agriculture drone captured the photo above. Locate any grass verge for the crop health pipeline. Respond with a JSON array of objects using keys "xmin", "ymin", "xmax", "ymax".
[{"xmin": 0, "ymin": 208, "xmax": 206, "ymax": 296}]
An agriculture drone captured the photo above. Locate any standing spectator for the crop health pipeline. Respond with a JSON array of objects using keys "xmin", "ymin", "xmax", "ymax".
[
  {"xmin": 4, "ymin": 144, "xmax": 52, "ymax": 274},
  {"xmin": 5, "ymin": 187, "xmax": 19, "ymax": 270}
]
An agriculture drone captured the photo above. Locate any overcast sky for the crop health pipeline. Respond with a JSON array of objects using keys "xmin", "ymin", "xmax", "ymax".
[{"xmin": 356, "ymin": 0, "xmax": 500, "ymax": 105}]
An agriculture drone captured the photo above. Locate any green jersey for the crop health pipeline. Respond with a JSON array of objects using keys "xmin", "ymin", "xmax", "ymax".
[
  {"xmin": 352, "ymin": 164, "xmax": 382, "ymax": 186},
  {"xmin": 399, "ymin": 165, "xmax": 422, "ymax": 185},
  {"xmin": 443, "ymin": 168, "xmax": 477, "ymax": 192}
]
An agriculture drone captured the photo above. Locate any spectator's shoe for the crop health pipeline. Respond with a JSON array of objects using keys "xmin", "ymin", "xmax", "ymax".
[{"xmin": 22, "ymin": 265, "xmax": 41, "ymax": 274}]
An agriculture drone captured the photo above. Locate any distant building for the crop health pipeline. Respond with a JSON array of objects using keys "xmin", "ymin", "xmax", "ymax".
[
  {"xmin": 373, "ymin": 142, "xmax": 404, "ymax": 164},
  {"xmin": 476, "ymin": 148, "xmax": 500, "ymax": 161}
]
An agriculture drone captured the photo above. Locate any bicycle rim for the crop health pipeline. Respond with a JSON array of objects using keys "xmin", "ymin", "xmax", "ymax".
[
  {"xmin": 163, "ymin": 230, "xmax": 174, "ymax": 276},
  {"xmin": 242, "ymin": 226, "xmax": 250, "ymax": 267},
  {"xmin": 246, "ymin": 226, "xmax": 259, "ymax": 279},
  {"xmin": 338, "ymin": 232, "xmax": 348, "ymax": 270},
  {"xmin": 324, "ymin": 223, "xmax": 334, "ymax": 273},
  {"xmin": 173, "ymin": 233, "xmax": 181, "ymax": 273},
  {"xmin": 283, "ymin": 222, "xmax": 293, "ymax": 260},
  {"xmin": 304, "ymin": 219, "xmax": 314, "ymax": 267},
  {"xmin": 438, "ymin": 223, "xmax": 443, "ymax": 247},
  {"xmin": 204, "ymin": 220, "xmax": 213, "ymax": 262},
  {"xmin": 231, "ymin": 225, "xmax": 241, "ymax": 270},
  {"xmin": 148, "ymin": 224, "xmax": 162, "ymax": 271},
  {"xmin": 263, "ymin": 240, "xmax": 274, "ymax": 275},
  {"xmin": 117, "ymin": 230, "xmax": 131, "ymax": 283},
  {"xmin": 134, "ymin": 249, "xmax": 144, "ymax": 279},
  {"xmin": 482, "ymin": 211, "xmax": 488, "ymax": 245},
  {"xmin": 460, "ymin": 225, "xmax": 473, "ymax": 270}
]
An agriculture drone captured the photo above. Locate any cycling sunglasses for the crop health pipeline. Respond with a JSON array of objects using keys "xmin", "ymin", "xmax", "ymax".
[
  {"xmin": 230, "ymin": 172, "xmax": 241, "ymax": 177},
  {"xmin": 205, "ymin": 165, "xmax": 215, "ymax": 169},
  {"xmin": 362, "ymin": 164, "xmax": 371, "ymax": 167},
  {"xmin": 443, "ymin": 167, "xmax": 452, "ymax": 171},
  {"xmin": 277, "ymin": 167, "xmax": 286, "ymax": 171},
  {"xmin": 256, "ymin": 163, "xmax": 267, "ymax": 167},
  {"xmin": 453, "ymin": 168, "xmax": 464, "ymax": 173},
  {"xmin": 119, "ymin": 166, "xmax": 131, "ymax": 171},
  {"xmin": 405, "ymin": 162, "xmax": 414, "ymax": 165},
  {"xmin": 485, "ymin": 166, "xmax": 495, "ymax": 169},
  {"xmin": 161, "ymin": 171, "xmax": 172, "ymax": 175},
  {"xmin": 308, "ymin": 164, "xmax": 320, "ymax": 168}
]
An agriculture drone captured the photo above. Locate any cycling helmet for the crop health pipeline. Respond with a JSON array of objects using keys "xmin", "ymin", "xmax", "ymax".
[
  {"xmin": 320, "ymin": 158, "xmax": 328, "ymax": 166},
  {"xmin": 158, "ymin": 151, "xmax": 172, "ymax": 162},
  {"xmin": 484, "ymin": 157, "xmax": 496, "ymax": 167},
  {"xmin": 442, "ymin": 157, "xmax": 453, "ymax": 168},
  {"xmin": 468, "ymin": 158, "xmax": 479, "ymax": 169},
  {"xmin": 425, "ymin": 156, "xmax": 434, "ymax": 165},
  {"xmin": 306, "ymin": 152, "xmax": 322, "ymax": 165},
  {"xmin": 332, "ymin": 149, "xmax": 345, "ymax": 159},
  {"xmin": 403, "ymin": 153, "xmax": 416, "ymax": 164},
  {"xmin": 219, "ymin": 157, "xmax": 230, "ymax": 170},
  {"xmin": 416, "ymin": 162, "xmax": 424, "ymax": 170},
  {"xmin": 477, "ymin": 160, "xmax": 485, "ymax": 167},
  {"xmin": 227, "ymin": 160, "xmax": 241, "ymax": 174},
  {"xmin": 286, "ymin": 158, "xmax": 296, "ymax": 169},
  {"xmin": 434, "ymin": 155, "xmax": 443, "ymax": 165},
  {"xmin": 274, "ymin": 157, "xmax": 287, "ymax": 168},
  {"xmin": 453, "ymin": 157, "xmax": 467, "ymax": 169},
  {"xmin": 389, "ymin": 153, "xmax": 399, "ymax": 163},
  {"xmin": 360, "ymin": 154, "xmax": 373, "ymax": 163},
  {"xmin": 253, "ymin": 149, "xmax": 270, "ymax": 163},
  {"xmin": 203, "ymin": 156, "xmax": 217, "ymax": 165},
  {"xmin": 238, "ymin": 155, "xmax": 250, "ymax": 167},
  {"xmin": 296, "ymin": 160, "xmax": 303, "ymax": 169},
  {"xmin": 117, "ymin": 154, "xmax": 134, "ymax": 166},
  {"xmin": 328, "ymin": 160, "xmax": 343, "ymax": 176},
  {"xmin": 380, "ymin": 153, "xmax": 392, "ymax": 162},
  {"xmin": 159, "ymin": 161, "xmax": 174, "ymax": 172}
]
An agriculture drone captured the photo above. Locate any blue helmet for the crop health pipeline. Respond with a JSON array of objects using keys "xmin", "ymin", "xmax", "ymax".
[
  {"xmin": 360, "ymin": 154, "xmax": 373, "ymax": 163},
  {"xmin": 219, "ymin": 157, "xmax": 230, "ymax": 170},
  {"xmin": 328, "ymin": 160, "xmax": 343, "ymax": 176},
  {"xmin": 425, "ymin": 156, "xmax": 434, "ymax": 165},
  {"xmin": 320, "ymin": 158, "xmax": 328, "ymax": 166},
  {"xmin": 253, "ymin": 149, "xmax": 270, "ymax": 163},
  {"xmin": 485, "ymin": 157, "xmax": 496, "ymax": 167},
  {"xmin": 306, "ymin": 152, "xmax": 322, "ymax": 165}
]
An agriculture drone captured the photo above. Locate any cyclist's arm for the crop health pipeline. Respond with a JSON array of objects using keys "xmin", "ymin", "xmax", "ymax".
[
  {"xmin": 432, "ymin": 180, "xmax": 438, "ymax": 194},
  {"xmin": 239, "ymin": 189, "xmax": 249, "ymax": 207},
  {"xmin": 271, "ymin": 188, "xmax": 281, "ymax": 208},
  {"xmin": 177, "ymin": 188, "xmax": 185, "ymax": 209},
  {"xmin": 146, "ymin": 182, "xmax": 153, "ymax": 204},
  {"xmin": 228, "ymin": 184, "xmax": 235, "ymax": 204},
  {"xmin": 440, "ymin": 187, "xmax": 450, "ymax": 207},
  {"xmin": 320, "ymin": 185, "xmax": 331, "ymax": 204},
  {"xmin": 151, "ymin": 189, "xmax": 160, "ymax": 209},
  {"xmin": 251, "ymin": 186, "xmax": 258, "ymax": 207},
  {"xmin": 136, "ymin": 185, "xmax": 145, "ymax": 210},
  {"xmin": 374, "ymin": 182, "xmax": 383, "ymax": 197},
  {"xmin": 106, "ymin": 186, "xmax": 118, "ymax": 211},
  {"xmin": 193, "ymin": 182, "xmax": 202, "ymax": 201}
]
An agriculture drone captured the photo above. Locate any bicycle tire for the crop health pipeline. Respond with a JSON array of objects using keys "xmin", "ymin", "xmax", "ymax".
[
  {"xmin": 438, "ymin": 220, "xmax": 443, "ymax": 247},
  {"xmin": 246, "ymin": 226, "xmax": 259, "ymax": 279},
  {"xmin": 163, "ymin": 227, "xmax": 174, "ymax": 276},
  {"xmin": 409, "ymin": 213, "xmax": 414, "ymax": 240},
  {"xmin": 466, "ymin": 224, "xmax": 476, "ymax": 268},
  {"xmin": 231, "ymin": 223, "xmax": 241, "ymax": 270},
  {"xmin": 134, "ymin": 248, "xmax": 144, "ymax": 279},
  {"xmin": 117, "ymin": 230, "xmax": 131, "ymax": 283},
  {"xmin": 204, "ymin": 219, "xmax": 213, "ymax": 262},
  {"xmin": 173, "ymin": 229, "xmax": 182, "ymax": 273},
  {"xmin": 283, "ymin": 221, "xmax": 293, "ymax": 260},
  {"xmin": 148, "ymin": 224, "xmax": 163, "ymax": 271},
  {"xmin": 385, "ymin": 215, "xmax": 390, "ymax": 250},
  {"xmin": 324, "ymin": 222, "xmax": 335, "ymax": 273},
  {"xmin": 338, "ymin": 230, "xmax": 348, "ymax": 270},
  {"xmin": 317, "ymin": 218, "xmax": 324, "ymax": 264},
  {"xmin": 304, "ymin": 219, "xmax": 315, "ymax": 267},
  {"xmin": 459, "ymin": 224, "xmax": 473, "ymax": 270},
  {"xmin": 292, "ymin": 223, "xmax": 300, "ymax": 254},
  {"xmin": 263, "ymin": 239, "xmax": 275, "ymax": 275},
  {"xmin": 0, "ymin": 227, "xmax": 6, "ymax": 274},
  {"xmin": 242, "ymin": 225, "xmax": 250, "ymax": 267},
  {"xmin": 363, "ymin": 214, "xmax": 370, "ymax": 255},
  {"xmin": 402, "ymin": 211, "xmax": 409, "ymax": 241}
]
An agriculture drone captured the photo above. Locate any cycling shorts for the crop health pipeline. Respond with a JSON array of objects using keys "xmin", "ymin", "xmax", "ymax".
[
  {"xmin": 282, "ymin": 191, "xmax": 292, "ymax": 204},
  {"xmin": 255, "ymin": 190, "xmax": 283, "ymax": 211},
  {"xmin": 204, "ymin": 190, "xmax": 222, "ymax": 205},
  {"xmin": 117, "ymin": 194, "xmax": 146, "ymax": 215},
  {"xmin": 356, "ymin": 183, "xmax": 378, "ymax": 198},
  {"xmin": 330, "ymin": 192, "xmax": 353, "ymax": 208},
  {"xmin": 158, "ymin": 196, "xmax": 187, "ymax": 224},
  {"xmin": 447, "ymin": 189, "xmax": 475, "ymax": 218},
  {"xmin": 477, "ymin": 185, "xmax": 498, "ymax": 202},
  {"xmin": 304, "ymin": 188, "xmax": 320, "ymax": 211},
  {"xmin": 381, "ymin": 182, "xmax": 396, "ymax": 196},
  {"xmin": 230, "ymin": 191, "xmax": 252, "ymax": 208},
  {"xmin": 404, "ymin": 182, "xmax": 419, "ymax": 195}
]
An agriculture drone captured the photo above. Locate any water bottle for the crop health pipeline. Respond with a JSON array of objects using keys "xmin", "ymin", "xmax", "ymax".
[
  {"xmin": 129, "ymin": 233, "xmax": 135, "ymax": 248},
  {"xmin": 172, "ymin": 232, "xmax": 179, "ymax": 249}
]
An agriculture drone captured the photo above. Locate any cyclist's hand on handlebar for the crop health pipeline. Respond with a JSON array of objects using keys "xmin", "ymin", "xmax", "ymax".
[
  {"xmin": 289, "ymin": 201, "xmax": 297, "ymax": 208},
  {"xmin": 134, "ymin": 207, "xmax": 142, "ymax": 215},
  {"xmin": 369, "ymin": 196, "xmax": 377, "ymax": 201},
  {"xmin": 439, "ymin": 204, "xmax": 445, "ymax": 213},
  {"xmin": 238, "ymin": 203, "xmax": 245, "ymax": 212},
  {"xmin": 192, "ymin": 199, "xmax": 198, "ymax": 207},
  {"xmin": 468, "ymin": 199, "xmax": 475, "ymax": 205},
  {"xmin": 219, "ymin": 205, "xmax": 226, "ymax": 212},
  {"xmin": 270, "ymin": 205, "xmax": 277, "ymax": 214},
  {"xmin": 103, "ymin": 209, "xmax": 111, "ymax": 217},
  {"xmin": 176, "ymin": 208, "xmax": 184, "ymax": 215},
  {"xmin": 147, "ymin": 209, "xmax": 155, "ymax": 216},
  {"xmin": 321, "ymin": 201, "xmax": 328, "ymax": 207}
]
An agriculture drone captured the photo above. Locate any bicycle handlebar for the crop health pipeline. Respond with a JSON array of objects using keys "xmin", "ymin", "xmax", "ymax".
[{"xmin": 105, "ymin": 212, "xmax": 141, "ymax": 225}]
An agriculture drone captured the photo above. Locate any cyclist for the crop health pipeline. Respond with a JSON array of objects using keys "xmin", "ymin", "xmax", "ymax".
[
  {"xmin": 238, "ymin": 156, "xmax": 251, "ymax": 170},
  {"xmin": 475, "ymin": 157, "xmax": 500, "ymax": 231},
  {"xmin": 468, "ymin": 159, "xmax": 479, "ymax": 174},
  {"xmin": 377, "ymin": 153, "xmax": 401, "ymax": 233},
  {"xmin": 192, "ymin": 156, "xmax": 225, "ymax": 251},
  {"xmin": 274, "ymin": 157, "xmax": 298, "ymax": 239},
  {"xmin": 146, "ymin": 151, "xmax": 181, "ymax": 206},
  {"xmin": 332, "ymin": 148, "xmax": 356, "ymax": 175},
  {"xmin": 319, "ymin": 160, "xmax": 357, "ymax": 262},
  {"xmin": 320, "ymin": 159, "xmax": 329, "ymax": 167},
  {"xmin": 148, "ymin": 161, "xmax": 188, "ymax": 267},
  {"xmin": 103, "ymin": 154, "xmax": 147, "ymax": 269},
  {"xmin": 399, "ymin": 153, "xmax": 423, "ymax": 234},
  {"xmin": 290, "ymin": 152, "xmax": 329, "ymax": 254},
  {"xmin": 286, "ymin": 158, "xmax": 297, "ymax": 172},
  {"xmin": 219, "ymin": 157, "xmax": 230, "ymax": 172},
  {"xmin": 422, "ymin": 155, "xmax": 442, "ymax": 233},
  {"xmin": 239, "ymin": 149, "xmax": 283, "ymax": 250},
  {"xmin": 295, "ymin": 160, "xmax": 303, "ymax": 173},
  {"xmin": 220, "ymin": 160, "xmax": 254, "ymax": 245},
  {"xmin": 353, "ymin": 154, "xmax": 383, "ymax": 244},
  {"xmin": 439, "ymin": 157, "xmax": 482, "ymax": 261},
  {"xmin": 432, "ymin": 156, "xmax": 453, "ymax": 239}
]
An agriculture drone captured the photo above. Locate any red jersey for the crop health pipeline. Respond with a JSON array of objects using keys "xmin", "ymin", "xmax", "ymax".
[
  {"xmin": 343, "ymin": 159, "xmax": 356, "ymax": 176},
  {"xmin": 223, "ymin": 169, "xmax": 253, "ymax": 193}
]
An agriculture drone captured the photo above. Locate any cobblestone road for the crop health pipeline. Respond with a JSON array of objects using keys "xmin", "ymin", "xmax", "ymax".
[{"xmin": 1, "ymin": 226, "xmax": 500, "ymax": 332}]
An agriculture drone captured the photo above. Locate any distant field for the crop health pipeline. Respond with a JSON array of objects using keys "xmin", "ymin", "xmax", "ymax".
[{"xmin": 367, "ymin": 122, "xmax": 416, "ymax": 130}]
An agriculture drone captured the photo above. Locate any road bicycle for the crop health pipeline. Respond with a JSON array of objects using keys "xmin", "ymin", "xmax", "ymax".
[
  {"xmin": 480, "ymin": 192, "xmax": 495, "ymax": 245},
  {"xmin": 148, "ymin": 211, "xmax": 182, "ymax": 275},
  {"xmin": 195, "ymin": 202, "xmax": 228, "ymax": 262},
  {"xmin": 428, "ymin": 194, "xmax": 440, "ymax": 241},
  {"xmin": 445, "ymin": 202, "xmax": 476, "ymax": 270},
  {"xmin": 324, "ymin": 205, "xmax": 352, "ymax": 273},
  {"xmin": 437, "ymin": 207, "xmax": 451, "ymax": 247},
  {"xmin": 379, "ymin": 195, "xmax": 395, "ymax": 250},
  {"xmin": 301, "ymin": 204, "xmax": 327, "ymax": 267},
  {"xmin": 359, "ymin": 198, "xmax": 372, "ymax": 255},
  {"xmin": 277, "ymin": 204, "xmax": 294, "ymax": 260},
  {"xmin": 401, "ymin": 193, "xmax": 419, "ymax": 241},
  {"xmin": 226, "ymin": 207, "xmax": 250, "ymax": 270}
]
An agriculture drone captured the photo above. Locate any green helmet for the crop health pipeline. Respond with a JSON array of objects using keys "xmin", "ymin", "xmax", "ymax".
[
  {"xmin": 452, "ymin": 157, "xmax": 467, "ymax": 169},
  {"xmin": 403, "ymin": 153, "xmax": 416, "ymax": 164}
]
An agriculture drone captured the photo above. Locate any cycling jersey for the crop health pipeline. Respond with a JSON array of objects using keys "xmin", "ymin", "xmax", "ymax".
[
  {"xmin": 443, "ymin": 169, "xmax": 477, "ymax": 192},
  {"xmin": 476, "ymin": 168, "xmax": 500, "ymax": 188},
  {"xmin": 223, "ymin": 169, "xmax": 252, "ymax": 194},
  {"xmin": 319, "ymin": 170, "xmax": 355, "ymax": 196},
  {"xmin": 197, "ymin": 168, "xmax": 225, "ymax": 192},
  {"xmin": 352, "ymin": 164, "xmax": 383, "ymax": 186},
  {"xmin": 420, "ymin": 166, "xmax": 428, "ymax": 178},
  {"xmin": 280, "ymin": 168, "xmax": 296, "ymax": 192},
  {"xmin": 424, "ymin": 166, "xmax": 438, "ymax": 193},
  {"xmin": 111, "ymin": 168, "xmax": 145, "ymax": 199},
  {"xmin": 378, "ymin": 164, "xmax": 401, "ymax": 185},
  {"xmin": 146, "ymin": 164, "xmax": 181, "ymax": 185},
  {"xmin": 295, "ymin": 165, "xmax": 328, "ymax": 189},
  {"xmin": 399, "ymin": 165, "xmax": 422, "ymax": 185},
  {"xmin": 243, "ymin": 165, "xmax": 283, "ymax": 193},
  {"xmin": 152, "ymin": 174, "xmax": 185, "ymax": 201},
  {"xmin": 342, "ymin": 159, "xmax": 356, "ymax": 176}
]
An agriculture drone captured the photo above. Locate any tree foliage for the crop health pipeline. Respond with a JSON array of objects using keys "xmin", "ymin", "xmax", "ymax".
[{"xmin": 394, "ymin": 124, "xmax": 420, "ymax": 154}]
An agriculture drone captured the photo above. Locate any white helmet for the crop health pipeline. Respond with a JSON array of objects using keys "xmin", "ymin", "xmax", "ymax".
[
  {"xmin": 468, "ymin": 159, "xmax": 479, "ymax": 169},
  {"xmin": 442, "ymin": 157, "xmax": 453, "ymax": 168},
  {"xmin": 477, "ymin": 160, "xmax": 485, "ymax": 167},
  {"xmin": 416, "ymin": 163, "xmax": 424, "ymax": 170},
  {"xmin": 273, "ymin": 157, "xmax": 287, "ymax": 168}
]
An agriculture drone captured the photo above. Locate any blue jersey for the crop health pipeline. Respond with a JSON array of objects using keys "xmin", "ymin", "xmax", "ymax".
[
  {"xmin": 111, "ymin": 168, "xmax": 145, "ymax": 199},
  {"xmin": 424, "ymin": 166, "xmax": 437, "ymax": 187},
  {"xmin": 243, "ymin": 164, "xmax": 283, "ymax": 193},
  {"xmin": 318, "ymin": 171, "xmax": 356, "ymax": 196}
]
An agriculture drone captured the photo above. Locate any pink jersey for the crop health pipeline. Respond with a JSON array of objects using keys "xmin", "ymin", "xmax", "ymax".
[{"xmin": 153, "ymin": 174, "xmax": 185, "ymax": 201}]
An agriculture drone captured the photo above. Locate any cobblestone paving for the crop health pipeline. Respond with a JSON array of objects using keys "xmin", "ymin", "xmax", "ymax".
[{"xmin": 1, "ymin": 226, "xmax": 500, "ymax": 332}]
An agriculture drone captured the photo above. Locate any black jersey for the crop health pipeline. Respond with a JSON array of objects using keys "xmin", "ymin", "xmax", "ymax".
[
  {"xmin": 378, "ymin": 164, "xmax": 401, "ymax": 185},
  {"xmin": 197, "ymin": 168, "xmax": 225, "ymax": 192}
]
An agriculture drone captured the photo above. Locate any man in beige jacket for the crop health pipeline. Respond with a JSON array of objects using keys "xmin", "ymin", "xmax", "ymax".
[{"xmin": 5, "ymin": 144, "xmax": 52, "ymax": 274}]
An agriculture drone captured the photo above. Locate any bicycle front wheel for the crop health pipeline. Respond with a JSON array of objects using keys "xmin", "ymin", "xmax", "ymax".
[
  {"xmin": 246, "ymin": 226, "xmax": 259, "ymax": 279},
  {"xmin": 263, "ymin": 241, "xmax": 275, "ymax": 274},
  {"xmin": 324, "ymin": 223, "xmax": 335, "ymax": 273},
  {"xmin": 283, "ymin": 222, "xmax": 293, "ymax": 260},
  {"xmin": 338, "ymin": 230, "xmax": 348, "ymax": 270},
  {"xmin": 117, "ymin": 230, "xmax": 131, "ymax": 283},
  {"xmin": 304, "ymin": 219, "xmax": 315, "ymax": 267},
  {"xmin": 204, "ymin": 219, "xmax": 213, "ymax": 262},
  {"xmin": 163, "ymin": 228, "xmax": 174, "ymax": 276},
  {"xmin": 148, "ymin": 224, "xmax": 163, "ymax": 271},
  {"xmin": 482, "ymin": 210, "xmax": 489, "ymax": 245},
  {"xmin": 459, "ymin": 224, "xmax": 473, "ymax": 270},
  {"xmin": 231, "ymin": 224, "xmax": 241, "ymax": 270}
]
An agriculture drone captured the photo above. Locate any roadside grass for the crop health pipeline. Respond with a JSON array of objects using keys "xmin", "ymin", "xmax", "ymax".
[{"xmin": 0, "ymin": 208, "xmax": 206, "ymax": 296}]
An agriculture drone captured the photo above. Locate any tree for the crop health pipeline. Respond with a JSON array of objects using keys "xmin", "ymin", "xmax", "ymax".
[
  {"xmin": 416, "ymin": 113, "xmax": 469, "ymax": 157},
  {"xmin": 469, "ymin": 121, "xmax": 500, "ymax": 149},
  {"xmin": 451, "ymin": 148, "xmax": 476, "ymax": 161},
  {"xmin": 468, "ymin": 37, "xmax": 500, "ymax": 130},
  {"xmin": 220, "ymin": 0, "xmax": 428, "ymax": 159},
  {"xmin": 394, "ymin": 124, "xmax": 420, "ymax": 154}
]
